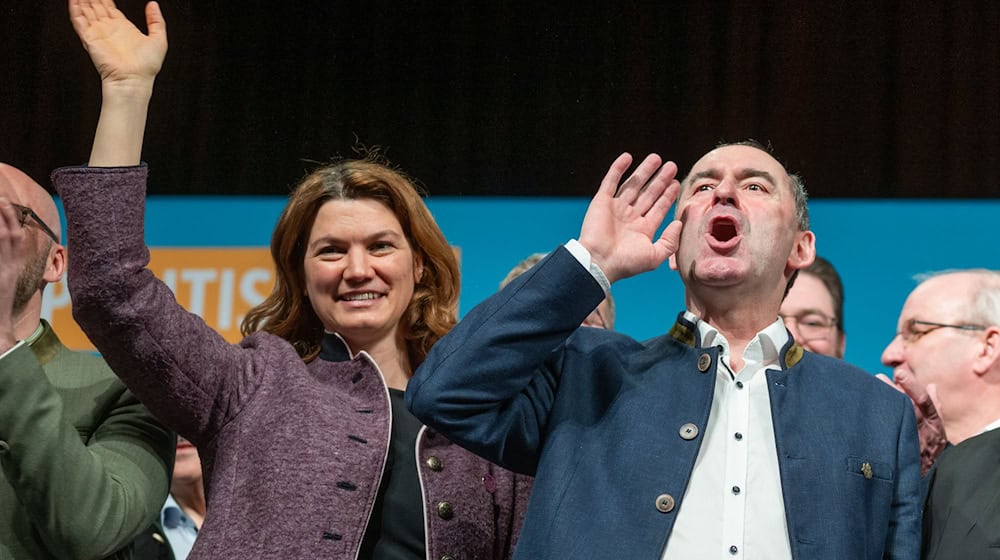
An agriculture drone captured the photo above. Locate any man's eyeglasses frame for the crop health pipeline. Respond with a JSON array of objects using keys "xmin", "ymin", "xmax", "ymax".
[
  {"xmin": 11, "ymin": 203, "xmax": 59, "ymax": 244},
  {"xmin": 897, "ymin": 319, "xmax": 987, "ymax": 344}
]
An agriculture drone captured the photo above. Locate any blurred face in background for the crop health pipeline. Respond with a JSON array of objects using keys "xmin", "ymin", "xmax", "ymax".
[
  {"xmin": 780, "ymin": 272, "xmax": 845, "ymax": 358},
  {"xmin": 173, "ymin": 437, "xmax": 202, "ymax": 487}
]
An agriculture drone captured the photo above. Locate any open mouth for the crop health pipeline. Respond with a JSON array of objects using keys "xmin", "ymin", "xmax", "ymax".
[{"xmin": 709, "ymin": 216, "xmax": 740, "ymax": 243}]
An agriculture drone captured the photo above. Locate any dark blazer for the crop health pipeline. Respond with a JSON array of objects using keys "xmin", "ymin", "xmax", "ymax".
[
  {"xmin": 0, "ymin": 321, "xmax": 174, "ymax": 560},
  {"xmin": 923, "ymin": 427, "xmax": 1000, "ymax": 559},
  {"xmin": 408, "ymin": 247, "xmax": 923, "ymax": 559}
]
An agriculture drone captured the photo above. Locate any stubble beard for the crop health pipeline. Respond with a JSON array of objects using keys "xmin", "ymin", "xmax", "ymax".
[{"xmin": 12, "ymin": 243, "xmax": 50, "ymax": 315}]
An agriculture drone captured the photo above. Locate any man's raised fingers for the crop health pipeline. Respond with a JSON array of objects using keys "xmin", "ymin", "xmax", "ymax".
[{"xmin": 596, "ymin": 153, "xmax": 634, "ymax": 199}]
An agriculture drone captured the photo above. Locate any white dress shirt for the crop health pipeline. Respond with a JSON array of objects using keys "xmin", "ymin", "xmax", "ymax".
[
  {"xmin": 662, "ymin": 313, "xmax": 792, "ymax": 560},
  {"xmin": 563, "ymin": 240, "xmax": 794, "ymax": 558},
  {"xmin": 160, "ymin": 494, "xmax": 198, "ymax": 560},
  {"xmin": 977, "ymin": 417, "xmax": 1000, "ymax": 435}
]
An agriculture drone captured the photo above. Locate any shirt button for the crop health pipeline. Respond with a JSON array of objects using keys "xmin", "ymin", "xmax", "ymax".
[
  {"xmin": 436, "ymin": 501, "xmax": 454, "ymax": 520},
  {"xmin": 734, "ymin": 432, "xmax": 743, "ymax": 441},
  {"xmin": 655, "ymin": 493, "xmax": 676, "ymax": 513},
  {"xmin": 697, "ymin": 353, "xmax": 712, "ymax": 372},
  {"xmin": 730, "ymin": 545, "xmax": 738, "ymax": 555},
  {"xmin": 425, "ymin": 456, "xmax": 443, "ymax": 471},
  {"xmin": 732, "ymin": 485, "xmax": 741, "ymax": 495},
  {"xmin": 679, "ymin": 423, "xmax": 699, "ymax": 440},
  {"xmin": 735, "ymin": 381, "xmax": 744, "ymax": 389}
]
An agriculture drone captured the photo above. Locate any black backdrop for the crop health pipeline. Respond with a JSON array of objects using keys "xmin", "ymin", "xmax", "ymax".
[{"xmin": 3, "ymin": 1, "xmax": 998, "ymax": 198}]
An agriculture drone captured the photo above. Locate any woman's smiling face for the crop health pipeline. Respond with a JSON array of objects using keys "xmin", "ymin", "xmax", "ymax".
[{"xmin": 302, "ymin": 198, "xmax": 422, "ymax": 351}]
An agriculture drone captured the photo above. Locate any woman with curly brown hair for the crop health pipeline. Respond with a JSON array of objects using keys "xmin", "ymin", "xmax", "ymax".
[{"xmin": 57, "ymin": 1, "xmax": 530, "ymax": 558}]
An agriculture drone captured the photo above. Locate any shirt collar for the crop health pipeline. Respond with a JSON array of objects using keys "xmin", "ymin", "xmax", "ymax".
[
  {"xmin": 24, "ymin": 322, "xmax": 45, "ymax": 345},
  {"xmin": 318, "ymin": 331, "xmax": 353, "ymax": 362},
  {"xmin": 684, "ymin": 311, "xmax": 789, "ymax": 370},
  {"xmin": 978, "ymin": 417, "xmax": 1000, "ymax": 435},
  {"xmin": 161, "ymin": 495, "xmax": 190, "ymax": 529}
]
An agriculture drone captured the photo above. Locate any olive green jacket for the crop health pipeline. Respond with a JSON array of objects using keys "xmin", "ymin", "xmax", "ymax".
[{"xmin": 0, "ymin": 320, "xmax": 174, "ymax": 559}]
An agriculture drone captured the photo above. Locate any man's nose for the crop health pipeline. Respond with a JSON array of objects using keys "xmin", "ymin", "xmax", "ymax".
[
  {"xmin": 713, "ymin": 180, "xmax": 738, "ymax": 206},
  {"xmin": 881, "ymin": 335, "xmax": 904, "ymax": 367}
]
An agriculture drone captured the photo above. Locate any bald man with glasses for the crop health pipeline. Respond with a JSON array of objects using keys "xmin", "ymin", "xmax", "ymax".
[
  {"xmin": 0, "ymin": 163, "xmax": 174, "ymax": 559},
  {"xmin": 881, "ymin": 270, "xmax": 1000, "ymax": 559}
]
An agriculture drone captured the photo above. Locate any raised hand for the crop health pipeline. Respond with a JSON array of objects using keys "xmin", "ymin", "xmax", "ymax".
[
  {"xmin": 70, "ymin": 0, "xmax": 167, "ymax": 89},
  {"xmin": 876, "ymin": 374, "xmax": 947, "ymax": 474},
  {"xmin": 70, "ymin": 0, "xmax": 169, "ymax": 166},
  {"xmin": 578, "ymin": 153, "xmax": 683, "ymax": 284}
]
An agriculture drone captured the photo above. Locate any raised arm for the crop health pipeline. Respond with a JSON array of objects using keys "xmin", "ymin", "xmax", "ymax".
[
  {"xmin": 408, "ymin": 154, "xmax": 682, "ymax": 472},
  {"xmin": 70, "ymin": 0, "xmax": 167, "ymax": 166},
  {"xmin": 59, "ymin": 0, "xmax": 273, "ymax": 443}
]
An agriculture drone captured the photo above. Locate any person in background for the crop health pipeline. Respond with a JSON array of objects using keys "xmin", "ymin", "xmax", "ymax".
[
  {"xmin": 0, "ymin": 163, "xmax": 173, "ymax": 559},
  {"xmin": 779, "ymin": 255, "xmax": 846, "ymax": 358},
  {"xmin": 501, "ymin": 253, "xmax": 615, "ymax": 329},
  {"xmin": 408, "ymin": 142, "xmax": 921, "ymax": 559},
  {"xmin": 134, "ymin": 437, "xmax": 204, "ymax": 560},
  {"xmin": 59, "ymin": 1, "xmax": 529, "ymax": 557},
  {"xmin": 880, "ymin": 270, "xmax": 1000, "ymax": 558}
]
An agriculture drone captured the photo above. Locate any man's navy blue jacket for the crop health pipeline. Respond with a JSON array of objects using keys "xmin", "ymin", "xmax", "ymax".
[{"xmin": 408, "ymin": 247, "xmax": 921, "ymax": 559}]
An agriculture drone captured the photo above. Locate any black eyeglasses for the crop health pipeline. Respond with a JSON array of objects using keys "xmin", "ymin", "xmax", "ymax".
[
  {"xmin": 10, "ymin": 203, "xmax": 59, "ymax": 244},
  {"xmin": 898, "ymin": 319, "xmax": 987, "ymax": 344}
]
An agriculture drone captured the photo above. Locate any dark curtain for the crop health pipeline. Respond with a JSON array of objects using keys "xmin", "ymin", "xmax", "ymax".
[{"xmin": 3, "ymin": 1, "xmax": 998, "ymax": 198}]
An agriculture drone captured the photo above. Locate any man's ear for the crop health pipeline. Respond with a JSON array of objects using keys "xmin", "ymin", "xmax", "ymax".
[
  {"xmin": 787, "ymin": 230, "xmax": 816, "ymax": 271},
  {"xmin": 43, "ymin": 244, "xmax": 66, "ymax": 284},
  {"xmin": 973, "ymin": 326, "xmax": 1000, "ymax": 376}
]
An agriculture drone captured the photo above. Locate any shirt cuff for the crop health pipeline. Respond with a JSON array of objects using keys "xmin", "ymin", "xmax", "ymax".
[{"xmin": 564, "ymin": 239, "xmax": 611, "ymax": 294}]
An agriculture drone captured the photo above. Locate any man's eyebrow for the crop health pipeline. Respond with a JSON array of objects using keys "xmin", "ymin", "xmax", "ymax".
[
  {"xmin": 735, "ymin": 168, "xmax": 778, "ymax": 186},
  {"xmin": 686, "ymin": 169, "xmax": 720, "ymax": 185},
  {"xmin": 782, "ymin": 307, "xmax": 833, "ymax": 318}
]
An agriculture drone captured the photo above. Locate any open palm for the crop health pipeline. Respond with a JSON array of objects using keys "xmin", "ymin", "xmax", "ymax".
[
  {"xmin": 579, "ymin": 153, "xmax": 683, "ymax": 284},
  {"xmin": 70, "ymin": 0, "xmax": 167, "ymax": 85}
]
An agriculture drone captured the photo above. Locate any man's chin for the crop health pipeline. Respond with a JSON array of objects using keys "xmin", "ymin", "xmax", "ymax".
[{"xmin": 692, "ymin": 260, "xmax": 748, "ymax": 287}]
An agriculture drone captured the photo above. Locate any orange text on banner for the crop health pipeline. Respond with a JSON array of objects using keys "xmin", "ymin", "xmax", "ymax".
[{"xmin": 43, "ymin": 248, "xmax": 275, "ymax": 352}]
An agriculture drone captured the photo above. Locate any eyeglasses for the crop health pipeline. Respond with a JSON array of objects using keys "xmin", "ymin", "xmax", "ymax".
[
  {"xmin": 897, "ymin": 319, "xmax": 986, "ymax": 344},
  {"xmin": 780, "ymin": 311, "xmax": 838, "ymax": 340},
  {"xmin": 10, "ymin": 203, "xmax": 59, "ymax": 244}
]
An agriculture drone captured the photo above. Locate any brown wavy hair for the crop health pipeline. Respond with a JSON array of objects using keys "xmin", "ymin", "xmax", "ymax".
[{"xmin": 241, "ymin": 157, "xmax": 460, "ymax": 365}]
